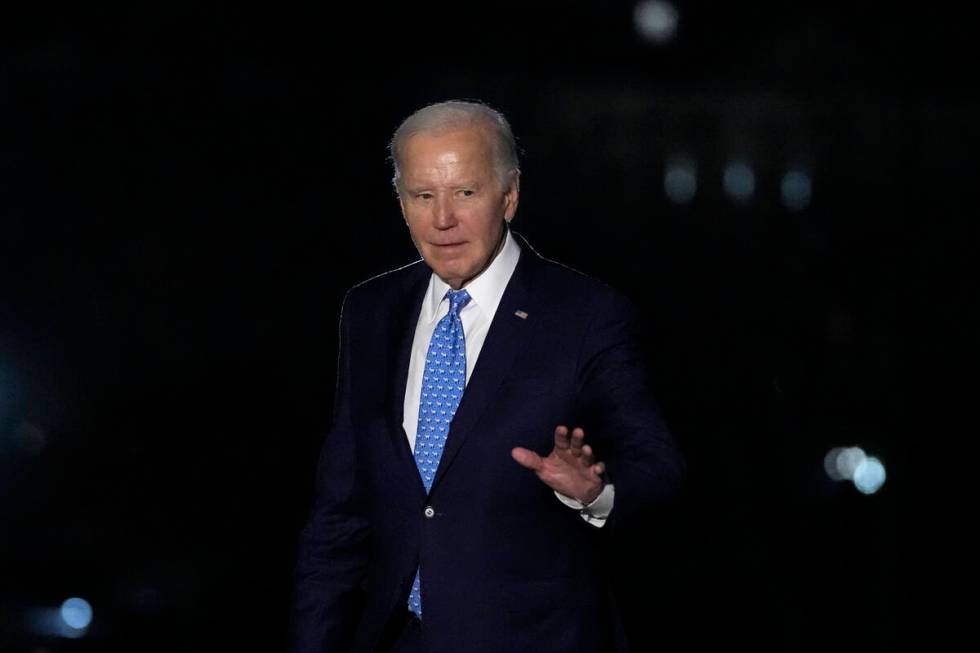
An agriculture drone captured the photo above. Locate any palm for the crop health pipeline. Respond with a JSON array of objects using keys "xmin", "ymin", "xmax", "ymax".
[{"xmin": 511, "ymin": 425, "xmax": 605, "ymax": 504}]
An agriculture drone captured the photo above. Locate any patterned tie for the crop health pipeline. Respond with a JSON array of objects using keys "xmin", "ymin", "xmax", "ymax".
[{"xmin": 407, "ymin": 288, "xmax": 471, "ymax": 618}]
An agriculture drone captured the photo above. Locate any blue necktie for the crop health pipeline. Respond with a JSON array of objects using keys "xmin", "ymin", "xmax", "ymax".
[{"xmin": 407, "ymin": 288, "xmax": 471, "ymax": 618}]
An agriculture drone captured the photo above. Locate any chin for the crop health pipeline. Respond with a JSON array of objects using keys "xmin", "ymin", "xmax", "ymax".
[
  {"xmin": 437, "ymin": 265, "xmax": 468, "ymax": 282},
  {"xmin": 434, "ymin": 262, "xmax": 473, "ymax": 285}
]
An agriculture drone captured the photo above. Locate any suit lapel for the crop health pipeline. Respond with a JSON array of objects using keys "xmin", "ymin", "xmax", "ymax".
[
  {"xmin": 385, "ymin": 262, "xmax": 431, "ymax": 479},
  {"xmin": 429, "ymin": 242, "xmax": 541, "ymax": 494}
]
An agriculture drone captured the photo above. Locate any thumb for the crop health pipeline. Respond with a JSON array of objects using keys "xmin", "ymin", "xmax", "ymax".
[{"xmin": 511, "ymin": 447, "xmax": 543, "ymax": 471}]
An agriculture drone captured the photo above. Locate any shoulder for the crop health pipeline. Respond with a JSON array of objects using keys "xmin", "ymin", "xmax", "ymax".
[
  {"xmin": 341, "ymin": 258, "xmax": 429, "ymax": 312},
  {"xmin": 517, "ymin": 235, "xmax": 635, "ymax": 318}
]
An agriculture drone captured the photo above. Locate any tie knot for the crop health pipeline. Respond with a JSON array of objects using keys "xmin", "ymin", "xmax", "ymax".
[{"xmin": 446, "ymin": 289, "xmax": 471, "ymax": 316}]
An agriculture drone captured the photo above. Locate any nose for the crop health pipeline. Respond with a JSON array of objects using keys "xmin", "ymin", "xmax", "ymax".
[{"xmin": 433, "ymin": 194, "xmax": 457, "ymax": 230}]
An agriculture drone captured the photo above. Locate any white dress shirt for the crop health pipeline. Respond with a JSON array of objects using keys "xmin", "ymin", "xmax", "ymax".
[{"xmin": 402, "ymin": 229, "xmax": 615, "ymax": 526}]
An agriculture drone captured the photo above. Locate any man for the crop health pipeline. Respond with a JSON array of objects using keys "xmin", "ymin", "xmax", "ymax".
[{"xmin": 290, "ymin": 100, "xmax": 684, "ymax": 653}]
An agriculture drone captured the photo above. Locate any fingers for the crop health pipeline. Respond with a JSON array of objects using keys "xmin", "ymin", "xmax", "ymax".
[
  {"xmin": 566, "ymin": 426, "xmax": 605, "ymax": 476},
  {"xmin": 511, "ymin": 447, "xmax": 543, "ymax": 471},
  {"xmin": 569, "ymin": 427, "xmax": 585, "ymax": 456},
  {"xmin": 553, "ymin": 425, "xmax": 570, "ymax": 450},
  {"xmin": 580, "ymin": 444, "xmax": 596, "ymax": 467},
  {"xmin": 555, "ymin": 426, "xmax": 588, "ymax": 452}
]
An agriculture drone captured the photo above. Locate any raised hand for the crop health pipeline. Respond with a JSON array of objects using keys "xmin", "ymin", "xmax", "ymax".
[{"xmin": 511, "ymin": 425, "xmax": 605, "ymax": 504}]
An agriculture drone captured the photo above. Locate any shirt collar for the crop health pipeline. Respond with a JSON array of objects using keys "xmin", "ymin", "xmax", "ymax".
[{"xmin": 422, "ymin": 227, "xmax": 522, "ymax": 323}]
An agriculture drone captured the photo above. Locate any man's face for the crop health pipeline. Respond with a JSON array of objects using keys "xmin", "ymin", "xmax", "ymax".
[{"xmin": 398, "ymin": 127, "xmax": 519, "ymax": 289}]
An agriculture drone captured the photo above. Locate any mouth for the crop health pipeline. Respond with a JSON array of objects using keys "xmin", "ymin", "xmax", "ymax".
[{"xmin": 433, "ymin": 241, "xmax": 466, "ymax": 249}]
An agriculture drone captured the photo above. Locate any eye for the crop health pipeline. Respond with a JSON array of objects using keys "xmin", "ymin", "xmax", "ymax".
[
  {"xmin": 415, "ymin": 192, "xmax": 433, "ymax": 200},
  {"xmin": 458, "ymin": 189, "xmax": 475, "ymax": 197}
]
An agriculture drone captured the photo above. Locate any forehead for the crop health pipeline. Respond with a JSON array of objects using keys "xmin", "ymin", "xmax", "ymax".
[{"xmin": 400, "ymin": 128, "xmax": 496, "ymax": 175}]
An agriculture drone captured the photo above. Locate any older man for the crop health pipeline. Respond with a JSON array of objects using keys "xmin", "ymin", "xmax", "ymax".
[{"xmin": 290, "ymin": 100, "xmax": 684, "ymax": 653}]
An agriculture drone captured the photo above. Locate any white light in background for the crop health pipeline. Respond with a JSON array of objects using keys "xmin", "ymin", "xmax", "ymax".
[
  {"xmin": 835, "ymin": 446, "xmax": 866, "ymax": 481},
  {"xmin": 664, "ymin": 159, "xmax": 697, "ymax": 204},
  {"xmin": 634, "ymin": 1, "xmax": 679, "ymax": 44},
  {"xmin": 823, "ymin": 447, "xmax": 847, "ymax": 481},
  {"xmin": 853, "ymin": 456, "xmax": 887, "ymax": 494},
  {"xmin": 781, "ymin": 170, "xmax": 813, "ymax": 211},
  {"xmin": 24, "ymin": 599, "xmax": 93, "ymax": 639},
  {"xmin": 723, "ymin": 162, "xmax": 755, "ymax": 202},
  {"xmin": 824, "ymin": 446, "xmax": 887, "ymax": 495},
  {"xmin": 60, "ymin": 597, "xmax": 93, "ymax": 632}
]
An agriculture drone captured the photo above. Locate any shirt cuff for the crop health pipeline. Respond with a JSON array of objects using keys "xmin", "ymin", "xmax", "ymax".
[{"xmin": 554, "ymin": 483, "xmax": 615, "ymax": 527}]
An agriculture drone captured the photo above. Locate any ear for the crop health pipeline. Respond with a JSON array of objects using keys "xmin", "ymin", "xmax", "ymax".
[{"xmin": 503, "ymin": 170, "xmax": 520, "ymax": 222}]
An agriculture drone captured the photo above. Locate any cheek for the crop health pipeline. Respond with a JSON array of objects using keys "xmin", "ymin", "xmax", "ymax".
[{"xmin": 405, "ymin": 214, "xmax": 430, "ymax": 237}]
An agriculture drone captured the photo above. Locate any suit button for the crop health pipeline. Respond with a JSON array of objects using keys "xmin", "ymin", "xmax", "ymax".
[{"xmin": 424, "ymin": 506, "xmax": 435, "ymax": 518}]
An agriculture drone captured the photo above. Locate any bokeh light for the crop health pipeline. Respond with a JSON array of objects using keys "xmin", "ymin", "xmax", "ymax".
[
  {"xmin": 824, "ymin": 446, "xmax": 887, "ymax": 495},
  {"xmin": 781, "ymin": 169, "xmax": 813, "ymax": 211},
  {"xmin": 723, "ymin": 161, "xmax": 755, "ymax": 202},
  {"xmin": 634, "ymin": 1, "xmax": 679, "ymax": 44},
  {"xmin": 823, "ymin": 447, "xmax": 846, "ymax": 481},
  {"xmin": 664, "ymin": 159, "xmax": 697, "ymax": 204},
  {"xmin": 60, "ymin": 597, "xmax": 93, "ymax": 631},
  {"xmin": 834, "ymin": 446, "xmax": 866, "ymax": 481},
  {"xmin": 853, "ymin": 456, "xmax": 886, "ymax": 494}
]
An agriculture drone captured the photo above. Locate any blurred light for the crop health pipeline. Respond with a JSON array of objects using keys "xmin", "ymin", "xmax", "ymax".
[
  {"xmin": 823, "ymin": 447, "xmax": 846, "ymax": 481},
  {"xmin": 723, "ymin": 162, "xmax": 755, "ymax": 202},
  {"xmin": 664, "ymin": 159, "xmax": 697, "ymax": 204},
  {"xmin": 634, "ymin": 1, "xmax": 678, "ymax": 44},
  {"xmin": 824, "ymin": 446, "xmax": 866, "ymax": 481},
  {"xmin": 853, "ymin": 456, "xmax": 886, "ymax": 494},
  {"xmin": 836, "ymin": 446, "xmax": 866, "ymax": 480},
  {"xmin": 24, "ymin": 606, "xmax": 87, "ymax": 639},
  {"xmin": 60, "ymin": 597, "xmax": 93, "ymax": 631},
  {"xmin": 781, "ymin": 170, "xmax": 813, "ymax": 211}
]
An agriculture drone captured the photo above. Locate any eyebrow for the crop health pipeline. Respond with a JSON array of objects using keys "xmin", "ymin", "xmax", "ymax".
[{"xmin": 405, "ymin": 181, "xmax": 482, "ymax": 193}]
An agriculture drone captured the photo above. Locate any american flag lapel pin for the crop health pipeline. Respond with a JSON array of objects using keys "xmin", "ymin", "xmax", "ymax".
[{"xmin": 514, "ymin": 310, "xmax": 528, "ymax": 320}]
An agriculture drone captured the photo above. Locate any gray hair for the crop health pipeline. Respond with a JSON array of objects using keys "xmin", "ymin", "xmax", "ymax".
[{"xmin": 389, "ymin": 100, "xmax": 520, "ymax": 192}]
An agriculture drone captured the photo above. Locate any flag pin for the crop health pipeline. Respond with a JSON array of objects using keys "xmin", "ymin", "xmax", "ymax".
[{"xmin": 514, "ymin": 310, "xmax": 528, "ymax": 319}]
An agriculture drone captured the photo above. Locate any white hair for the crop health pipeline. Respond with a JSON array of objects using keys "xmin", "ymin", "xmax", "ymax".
[{"xmin": 389, "ymin": 100, "xmax": 520, "ymax": 192}]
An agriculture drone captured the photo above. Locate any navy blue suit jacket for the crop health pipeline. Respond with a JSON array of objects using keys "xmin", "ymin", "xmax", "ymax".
[{"xmin": 290, "ymin": 234, "xmax": 684, "ymax": 652}]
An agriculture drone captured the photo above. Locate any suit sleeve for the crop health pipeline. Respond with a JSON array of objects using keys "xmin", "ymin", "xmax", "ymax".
[
  {"xmin": 575, "ymin": 290, "xmax": 685, "ymax": 535},
  {"xmin": 290, "ymin": 291, "xmax": 372, "ymax": 652}
]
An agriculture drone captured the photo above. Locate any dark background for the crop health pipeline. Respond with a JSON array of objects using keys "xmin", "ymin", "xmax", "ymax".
[{"xmin": 1, "ymin": 1, "xmax": 971, "ymax": 651}]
